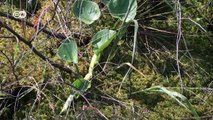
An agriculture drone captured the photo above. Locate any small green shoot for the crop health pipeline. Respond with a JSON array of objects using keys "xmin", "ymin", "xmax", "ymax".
[{"xmin": 60, "ymin": 78, "xmax": 90, "ymax": 114}]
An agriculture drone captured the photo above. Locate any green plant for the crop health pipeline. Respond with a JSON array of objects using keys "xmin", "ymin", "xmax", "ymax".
[
  {"xmin": 56, "ymin": 0, "xmax": 200, "ymax": 118},
  {"xmin": 1, "ymin": 0, "xmax": 212, "ymax": 119},
  {"xmin": 58, "ymin": 0, "xmax": 138, "ymax": 113}
]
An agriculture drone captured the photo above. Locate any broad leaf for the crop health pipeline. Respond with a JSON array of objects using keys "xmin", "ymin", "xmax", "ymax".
[
  {"xmin": 58, "ymin": 38, "xmax": 78, "ymax": 63},
  {"xmin": 73, "ymin": 0, "xmax": 101, "ymax": 24},
  {"xmin": 92, "ymin": 29, "xmax": 116, "ymax": 54},
  {"xmin": 108, "ymin": 0, "xmax": 137, "ymax": 22}
]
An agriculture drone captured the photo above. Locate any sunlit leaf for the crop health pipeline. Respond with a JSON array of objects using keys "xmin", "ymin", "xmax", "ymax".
[
  {"xmin": 58, "ymin": 38, "xmax": 78, "ymax": 63},
  {"xmin": 73, "ymin": 0, "xmax": 101, "ymax": 24},
  {"xmin": 72, "ymin": 79, "xmax": 91, "ymax": 95},
  {"xmin": 108, "ymin": 0, "xmax": 137, "ymax": 22},
  {"xmin": 92, "ymin": 29, "xmax": 116, "ymax": 54}
]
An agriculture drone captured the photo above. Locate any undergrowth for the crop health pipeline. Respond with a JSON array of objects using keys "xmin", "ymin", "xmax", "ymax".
[{"xmin": 0, "ymin": 0, "xmax": 213, "ymax": 119}]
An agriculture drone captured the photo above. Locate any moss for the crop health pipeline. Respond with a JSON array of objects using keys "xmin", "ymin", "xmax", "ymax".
[{"xmin": 0, "ymin": 0, "xmax": 213, "ymax": 119}]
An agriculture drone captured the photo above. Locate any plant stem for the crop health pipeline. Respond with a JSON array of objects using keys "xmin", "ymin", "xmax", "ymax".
[
  {"xmin": 74, "ymin": 63, "xmax": 80, "ymax": 78},
  {"xmin": 84, "ymin": 54, "xmax": 99, "ymax": 80}
]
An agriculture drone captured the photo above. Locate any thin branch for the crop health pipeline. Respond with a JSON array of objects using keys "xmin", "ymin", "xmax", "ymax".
[
  {"xmin": 0, "ymin": 12, "xmax": 66, "ymax": 40},
  {"xmin": 0, "ymin": 36, "xmax": 15, "ymax": 38},
  {"xmin": 175, "ymin": 0, "xmax": 184, "ymax": 93},
  {"xmin": 0, "ymin": 50, "xmax": 19, "ymax": 80},
  {"xmin": 0, "ymin": 21, "xmax": 77, "ymax": 76}
]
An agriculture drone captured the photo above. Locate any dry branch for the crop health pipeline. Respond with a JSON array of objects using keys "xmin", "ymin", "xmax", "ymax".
[{"xmin": 0, "ymin": 21, "xmax": 77, "ymax": 76}]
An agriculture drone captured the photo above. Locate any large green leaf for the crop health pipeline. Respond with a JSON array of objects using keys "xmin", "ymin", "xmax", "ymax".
[
  {"xmin": 73, "ymin": 0, "xmax": 101, "ymax": 24},
  {"xmin": 108, "ymin": 0, "xmax": 137, "ymax": 22},
  {"xmin": 92, "ymin": 29, "xmax": 117, "ymax": 54},
  {"xmin": 58, "ymin": 38, "xmax": 78, "ymax": 63}
]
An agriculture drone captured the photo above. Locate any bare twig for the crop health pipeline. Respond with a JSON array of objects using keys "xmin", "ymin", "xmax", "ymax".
[
  {"xmin": 0, "ymin": 21, "xmax": 77, "ymax": 75},
  {"xmin": 0, "ymin": 36, "xmax": 15, "ymax": 38},
  {"xmin": 175, "ymin": 0, "xmax": 184, "ymax": 93},
  {"xmin": 0, "ymin": 12, "xmax": 66, "ymax": 39},
  {"xmin": 0, "ymin": 50, "xmax": 19, "ymax": 80}
]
